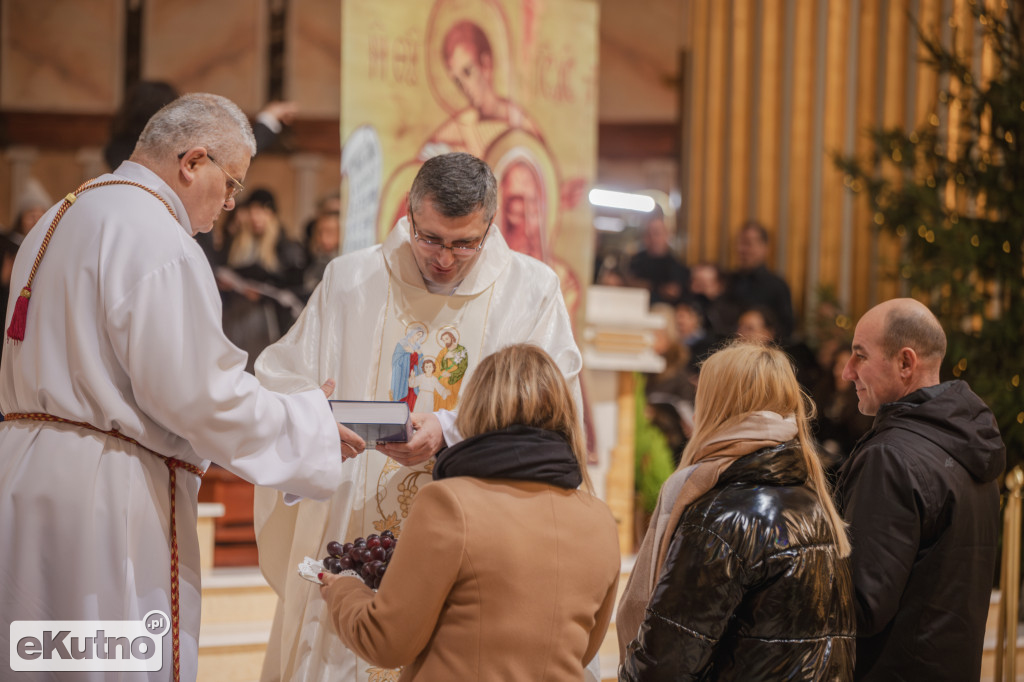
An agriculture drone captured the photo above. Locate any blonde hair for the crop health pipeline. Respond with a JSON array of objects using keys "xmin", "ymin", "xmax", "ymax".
[
  {"xmin": 682, "ymin": 340, "xmax": 851, "ymax": 557},
  {"xmin": 226, "ymin": 207, "xmax": 282, "ymax": 272},
  {"xmin": 454, "ymin": 344, "xmax": 592, "ymax": 493}
]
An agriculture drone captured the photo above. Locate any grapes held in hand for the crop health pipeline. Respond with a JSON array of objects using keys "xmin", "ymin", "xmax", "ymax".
[{"xmin": 321, "ymin": 532, "xmax": 399, "ymax": 588}]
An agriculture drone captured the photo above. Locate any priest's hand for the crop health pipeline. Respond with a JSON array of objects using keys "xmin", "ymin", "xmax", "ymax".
[
  {"xmin": 320, "ymin": 379, "xmax": 366, "ymax": 460},
  {"xmin": 376, "ymin": 413, "xmax": 443, "ymax": 467}
]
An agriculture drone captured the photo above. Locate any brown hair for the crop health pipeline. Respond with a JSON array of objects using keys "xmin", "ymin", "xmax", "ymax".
[
  {"xmin": 454, "ymin": 344, "xmax": 592, "ymax": 493},
  {"xmin": 442, "ymin": 20, "xmax": 492, "ymax": 65},
  {"xmin": 681, "ymin": 340, "xmax": 851, "ymax": 557}
]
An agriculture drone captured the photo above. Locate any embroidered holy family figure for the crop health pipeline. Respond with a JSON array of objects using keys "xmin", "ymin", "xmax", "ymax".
[{"xmin": 389, "ymin": 322, "xmax": 468, "ymax": 412}]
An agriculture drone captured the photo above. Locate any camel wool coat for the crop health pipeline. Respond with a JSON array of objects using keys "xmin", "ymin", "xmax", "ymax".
[{"xmin": 323, "ymin": 473, "xmax": 620, "ymax": 680}]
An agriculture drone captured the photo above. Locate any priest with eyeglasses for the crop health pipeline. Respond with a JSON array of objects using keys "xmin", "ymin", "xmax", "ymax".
[{"xmin": 253, "ymin": 151, "xmax": 585, "ymax": 682}]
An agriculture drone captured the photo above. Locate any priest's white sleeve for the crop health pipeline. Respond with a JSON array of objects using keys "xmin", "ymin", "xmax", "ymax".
[
  {"xmin": 255, "ymin": 264, "xmax": 330, "ymax": 394},
  {"xmin": 523, "ymin": 268, "xmax": 585, "ymax": 417},
  {"xmin": 106, "ymin": 252, "xmax": 341, "ymax": 499}
]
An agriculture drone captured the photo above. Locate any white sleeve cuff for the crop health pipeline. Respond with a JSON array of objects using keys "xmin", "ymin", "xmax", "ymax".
[
  {"xmin": 256, "ymin": 111, "xmax": 284, "ymax": 133},
  {"xmin": 436, "ymin": 409, "xmax": 463, "ymax": 447}
]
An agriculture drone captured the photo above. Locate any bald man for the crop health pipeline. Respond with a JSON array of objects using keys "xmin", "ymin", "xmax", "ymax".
[{"xmin": 835, "ymin": 298, "xmax": 1005, "ymax": 681}]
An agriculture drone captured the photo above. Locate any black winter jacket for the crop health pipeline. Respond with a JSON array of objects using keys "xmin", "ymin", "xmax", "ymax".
[
  {"xmin": 621, "ymin": 442, "xmax": 855, "ymax": 681},
  {"xmin": 834, "ymin": 380, "xmax": 1005, "ymax": 681}
]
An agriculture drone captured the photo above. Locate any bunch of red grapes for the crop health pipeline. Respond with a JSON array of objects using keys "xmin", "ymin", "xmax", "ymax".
[{"xmin": 322, "ymin": 531, "xmax": 397, "ymax": 589}]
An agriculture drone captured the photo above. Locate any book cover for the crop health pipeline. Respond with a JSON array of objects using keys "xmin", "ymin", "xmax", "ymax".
[{"xmin": 329, "ymin": 400, "xmax": 413, "ymax": 443}]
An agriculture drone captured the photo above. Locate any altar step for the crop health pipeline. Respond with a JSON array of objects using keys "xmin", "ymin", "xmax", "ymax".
[{"xmin": 197, "ymin": 567, "xmax": 276, "ymax": 682}]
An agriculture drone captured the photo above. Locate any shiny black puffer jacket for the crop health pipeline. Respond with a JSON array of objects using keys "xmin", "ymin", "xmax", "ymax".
[{"xmin": 621, "ymin": 442, "xmax": 855, "ymax": 681}]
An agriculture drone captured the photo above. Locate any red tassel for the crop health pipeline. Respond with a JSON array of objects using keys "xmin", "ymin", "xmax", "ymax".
[{"xmin": 6, "ymin": 286, "xmax": 31, "ymax": 341}]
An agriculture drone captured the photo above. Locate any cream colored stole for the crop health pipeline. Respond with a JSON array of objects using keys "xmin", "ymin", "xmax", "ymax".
[{"xmin": 345, "ymin": 274, "xmax": 494, "ymax": 543}]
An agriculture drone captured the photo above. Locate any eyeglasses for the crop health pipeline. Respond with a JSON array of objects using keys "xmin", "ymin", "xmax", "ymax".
[
  {"xmin": 410, "ymin": 213, "xmax": 489, "ymax": 257},
  {"xmin": 177, "ymin": 150, "xmax": 245, "ymax": 200}
]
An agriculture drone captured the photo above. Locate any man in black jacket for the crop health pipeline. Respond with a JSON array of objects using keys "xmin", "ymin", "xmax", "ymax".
[
  {"xmin": 728, "ymin": 221, "xmax": 795, "ymax": 340},
  {"xmin": 835, "ymin": 298, "xmax": 1005, "ymax": 681}
]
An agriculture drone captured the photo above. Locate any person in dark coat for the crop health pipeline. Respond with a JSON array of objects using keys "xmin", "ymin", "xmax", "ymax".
[
  {"xmin": 835, "ymin": 297, "xmax": 1005, "ymax": 681},
  {"xmin": 728, "ymin": 221, "xmax": 795, "ymax": 340},
  {"xmin": 619, "ymin": 341, "xmax": 854, "ymax": 681},
  {"xmin": 627, "ymin": 214, "xmax": 689, "ymax": 306}
]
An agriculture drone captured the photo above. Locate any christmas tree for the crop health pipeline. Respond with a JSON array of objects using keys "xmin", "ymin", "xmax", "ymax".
[{"xmin": 836, "ymin": 0, "xmax": 1023, "ymax": 468}]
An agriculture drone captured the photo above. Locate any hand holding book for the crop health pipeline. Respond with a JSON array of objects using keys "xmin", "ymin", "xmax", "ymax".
[
  {"xmin": 320, "ymin": 380, "xmax": 367, "ymax": 458},
  {"xmin": 375, "ymin": 412, "xmax": 445, "ymax": 467},
  {"xmin": 329, "ymin": 400, "xmax": 414, "ymax": 445}
]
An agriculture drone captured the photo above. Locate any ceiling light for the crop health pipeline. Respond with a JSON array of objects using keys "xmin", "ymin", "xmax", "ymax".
[{"xmin": 588, "ymin": 188, "xmax": 656, "ymax": 213}]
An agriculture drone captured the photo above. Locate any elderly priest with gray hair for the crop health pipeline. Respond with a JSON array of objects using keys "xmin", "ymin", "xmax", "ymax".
[{"xmin": 0, "ymin": 93, "xmax": 361, "ymax": 682}]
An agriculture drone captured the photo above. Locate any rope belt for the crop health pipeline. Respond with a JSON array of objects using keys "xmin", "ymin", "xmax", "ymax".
[{"xmin": 4, "ymin": 412, "xmax": 204, "ymax": 682}]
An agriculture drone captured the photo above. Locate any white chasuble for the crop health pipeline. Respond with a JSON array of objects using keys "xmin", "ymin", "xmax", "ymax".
[
  {"xmin": 254, "ymin": 218, "xmax": 582, "ymax": 682},
  {"xmin": 353, "ymin": 277, "xmax": 491, "ymax": 543}
]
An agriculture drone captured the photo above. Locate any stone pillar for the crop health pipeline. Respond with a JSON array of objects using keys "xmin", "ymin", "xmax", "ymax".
[
  {"xmin": 76, "ymin": 148, "xmax": 106, "ymax": 184},
  {"xmin": 5, "ymin": 146, "xmax": 38, "ymax": 225},
  {"xmin": 290, "ymin": 152, "xmax": 323, "ymax": 238}
]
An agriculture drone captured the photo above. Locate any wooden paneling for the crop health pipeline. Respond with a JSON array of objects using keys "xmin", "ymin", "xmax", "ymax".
[
  {"xmin": 686, "ymin": 0, "xmax": 711, "ymax": 262},
  {"xmin": 725, "ymin": 0, "xmax": 755, "ymax": 243},
  {"xmin": 682, "ymin": 0, "xmax": 979, "ymax": 320},
  {"xmin": 142, "ymin": 0, "xmax": 267, "ymax": 113},
  {"xmin": 702, "ymin": 0, "xmax": 729, "ymax": 263},
  {"xmin": 850, "ymin": 0, "xmax": 882, "ymax": 316},
  {"xmin": 783, "ymin": 0, "xmax": 816, "ymax": 313},
  {"xmin": 754, "ymin": 0, "xmax": 785, "ymax": 238},
  {"xmin": 818, "ymin": 0, "xmax": 851, "ymax": 298},
  {"xmin": 0, "ymin": 0, "xmax": 123, "ymax": 113},
  {"xmin": 287, "ymin": 0, "xmax": 342, "ymax": 118},
  {"xmin": 597, "ymin": 123, "xmax": 678, "ymax": 160}
]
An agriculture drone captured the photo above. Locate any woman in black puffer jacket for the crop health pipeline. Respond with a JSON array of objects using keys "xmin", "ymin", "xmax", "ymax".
[{"xmin": 619, "ymin": 341, "xmax": 854, "ymax": 681}]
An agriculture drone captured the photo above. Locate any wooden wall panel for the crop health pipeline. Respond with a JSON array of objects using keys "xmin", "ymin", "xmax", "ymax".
[
  {"xmin": 0, "ymin": 0, "xmax": 123, "ymax": 113},
  {"xmin": 286, "ymin": 0, "xmax": 341, "ymax": 117},
  {"xmin": 782, "ymin": 1, "xmax": 816, "ymax": 313},
  {"xmin": 686, "ymin": 0, "xmax": 711, "ymax": 262},
  {"xmin": 142, "ymin": 0, "xmax": 266, "ymax": 113},
  {"xmin": 682, "ymin": 0, "xmax": 976, "ymax": 322},
  {"xmin": 725, "ymin": 0, "xmax": 755, "ymax": 241},
  {"xmin": 701, "ymin": 0, "xmax": 730, "ymax": 263},
  {"xmin": 753, "ymin": 0, "xmax": 784, "ymax": 239},
  {"xmin": 818, "ymin": 0, "xmax": 851, "ymax": 299},
  {"xmin": 850, "ymin": 0, "xmax": 883, "ymax": 317}
]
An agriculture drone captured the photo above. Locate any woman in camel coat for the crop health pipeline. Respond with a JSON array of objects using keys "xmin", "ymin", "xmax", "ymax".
[{"xmin": 319, "ymin": 344, "xmax": 620, "ymax": 680}]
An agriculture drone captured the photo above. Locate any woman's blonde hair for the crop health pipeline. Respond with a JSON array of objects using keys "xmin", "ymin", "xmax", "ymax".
[
  {"xmin": 227, "ymin": 206, "xmax": 281, "ymax": 272},
  {"xmin": 454, "ymin": 344, "xmax": 592, "ymax": 493},
  {"xmin": 681, "ymin": 340, "xmax": 851, "ymax": 556}
]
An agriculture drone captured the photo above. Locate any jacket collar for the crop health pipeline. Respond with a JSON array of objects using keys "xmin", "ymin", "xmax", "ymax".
[
  {"xmin": 433, "ymin": 425, "xmax": 583, "ymax": 489},
  {"xmin": 716, "ymin": 440, "xmax": 808, "ymax": 488}
]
